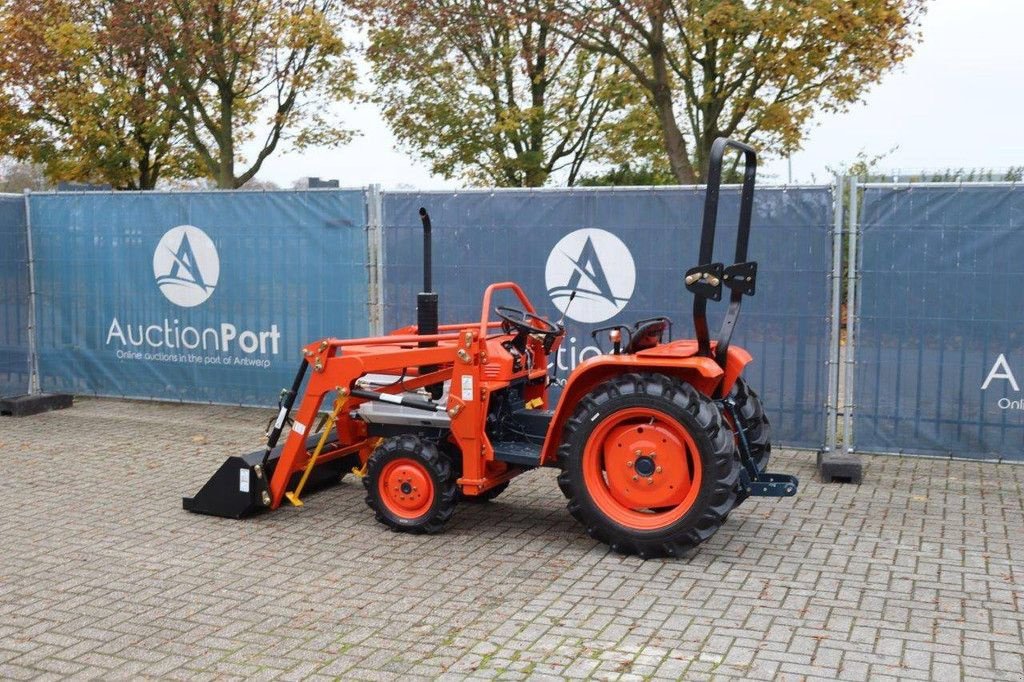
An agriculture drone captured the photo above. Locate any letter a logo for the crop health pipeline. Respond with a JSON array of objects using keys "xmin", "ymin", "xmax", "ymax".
[
  {"xmin": 153, "ymin": 225, "xmax": 220, "ymax": 307},
  {"xmin": 545, "ymin": 228, "xmax": 636, "ymax": 324}
]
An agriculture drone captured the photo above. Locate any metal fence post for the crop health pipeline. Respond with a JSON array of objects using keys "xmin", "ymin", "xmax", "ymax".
[
  {"xmin": 817, "ymin": 176, "xmax": 864, "ymax": 483},
  {"xmin": 23, "ymin": 189, "xmax": 39, "ymax": 395},
  {"xmin": 825, "ymin": 175, "xmax": 844, "ymax": 453},
  {"xmin": 843, "ymin": 176, "xmax": 860, "ymax": 453},
  {"xmin": 366, "ymin": 184, "xmax": 384, "ymax": 336}
]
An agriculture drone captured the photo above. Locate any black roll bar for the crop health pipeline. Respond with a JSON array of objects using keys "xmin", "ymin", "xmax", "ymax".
[{"xmin": 688, "ymin": 137, "xmax": 758, "ymax": 375}]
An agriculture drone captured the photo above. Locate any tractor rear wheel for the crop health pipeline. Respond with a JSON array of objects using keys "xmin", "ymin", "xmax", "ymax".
[
  {"xmin": 557, "ymin": 373, "xmax": 738, "ymax": 559},
  {"xmin": 724, "ymin": 378, "xmax": 771, "ymax": 508},
  {"xmin": 364, "ymin": 435, "xmax": 457, "ymax": 533}
]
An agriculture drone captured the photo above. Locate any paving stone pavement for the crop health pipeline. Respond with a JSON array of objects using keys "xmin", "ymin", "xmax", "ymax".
[{"xmin": 0, "ymin": 397, "xmax": 1022, "ymax": 681}]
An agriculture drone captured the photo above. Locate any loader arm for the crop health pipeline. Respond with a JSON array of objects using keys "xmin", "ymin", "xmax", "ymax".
[{"xmin": 266, "ymin": 337, "xmax": 462, "ymax": 509}]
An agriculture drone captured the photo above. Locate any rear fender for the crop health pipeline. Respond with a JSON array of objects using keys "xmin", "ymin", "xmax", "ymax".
[
  {"xmin": 717, "ymin": 345, "xmax": 753, "ymax": 398},
  {"xmin": 539, "ymin": 354, "xmax": 726, "ymax": 466}
]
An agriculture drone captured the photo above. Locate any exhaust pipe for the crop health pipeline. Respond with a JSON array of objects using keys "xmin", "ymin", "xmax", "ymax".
[{"xmin": 418, "ymin": 207, "xmax": 443, "ymax": 399}]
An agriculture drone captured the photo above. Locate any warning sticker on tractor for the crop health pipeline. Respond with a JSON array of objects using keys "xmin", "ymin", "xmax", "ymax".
[
  {"xmin": 293, "ymin": 421, "xmax": 306, "ymax": 436},
  {"xmin": 461, "ymin": 375, "xmax": 473, "ymax": 401},
  {"xmin": 273, "ymin": 406, "xmax": 287, "ymax": 430},
  {"xmin": 239, "ymin": 469, "xmax": 250, "ymax": 493}
]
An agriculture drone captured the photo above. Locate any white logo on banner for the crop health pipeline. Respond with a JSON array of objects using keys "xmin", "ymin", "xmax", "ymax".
[
  {"xmin": 982, "ymin": 354, "xmax": 1019, "ymax": 391},
  {"xmin": 545, "ymin": 228, "xmax": 636, "ymax": 324},
  {"xmin": 982, "ymin": 353, "xmax": 1024, "ymax": 410},
  {"xmin": 153, "ymin": 225, "xmax": 220, "ymax": 307}
]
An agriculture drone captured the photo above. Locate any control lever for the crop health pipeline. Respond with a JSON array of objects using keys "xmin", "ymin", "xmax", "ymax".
[
  {"xmin": 549, "ymin": 290, "xmax": 577, "ymax": 387},
  {"xmin": 556, "ymin": 289, "xmax": 577, "ymax": 327}
]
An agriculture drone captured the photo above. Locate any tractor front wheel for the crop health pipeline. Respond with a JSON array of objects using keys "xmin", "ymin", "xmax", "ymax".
[
  {"xmin": 364, "ymin": 435, "xmax": 457, "ymax": 533},
  {"xmin": 557, "ymin": 373, "xmax": 738, "ymax": 558}
]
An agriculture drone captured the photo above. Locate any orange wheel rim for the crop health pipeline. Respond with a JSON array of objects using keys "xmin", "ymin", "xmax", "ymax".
[
  {"xmin": 582, "ymin": 407, "xmax": 703, "ymax": 530},
  {"xmin": 378, "ymin": 458, "xmax": 435, "ymax": 519}
]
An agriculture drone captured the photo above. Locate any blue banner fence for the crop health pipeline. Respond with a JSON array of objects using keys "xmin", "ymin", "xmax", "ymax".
[
  {"xmin": 850, "ymin": 183, "xmax": 1024, "ymax": 461},
  {"xmin": 0, "ymin": 194, "xmax": 31, "ymax": 398},
  {"xmin": 380, "ymin": 187, "xmax": 836, "ymax": 449},
  {"xmin": 25, "ymin": 189, "xmax": 369, "ymax": 406},
  {"xmin": 3, "ymin": 181, "xmax": 1021, "ymax": 460}
]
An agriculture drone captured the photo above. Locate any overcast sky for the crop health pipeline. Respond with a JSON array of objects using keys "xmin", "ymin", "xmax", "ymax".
[{"xmin": 250, "ymin": 0, "xmax": 1024, "ymax": 189}]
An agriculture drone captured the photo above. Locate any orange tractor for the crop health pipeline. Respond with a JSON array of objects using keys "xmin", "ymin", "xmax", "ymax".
[{"xmin": 184, "ymin": 138, "xmax": 797, "ymax": 558}]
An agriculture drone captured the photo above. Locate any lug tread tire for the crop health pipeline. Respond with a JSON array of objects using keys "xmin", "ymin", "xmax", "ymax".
[
  {"xmin": 556, "ymin": 373, "xmax": 738, "ymax": 559},
  {"xmin": 363, "ymin": 435, "xmax": 457, "ymax": 534}
]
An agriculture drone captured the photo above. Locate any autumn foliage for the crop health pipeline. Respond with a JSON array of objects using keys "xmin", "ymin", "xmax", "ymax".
[
  {"xmin": 358, "ymin": 0, "xmax": 636, "ymax": 187},
  {"xmin": 363, "ymin": 0, "xmax": 926, "ymax": 185},
  {"xmin": 145, "ymin": 0, "xmax": 356, "ymax": 188},
  {"xmin": 0, "ymin": 0, "xmax": 188, "ymax": 189},
  {"xmin": 0, "ymin": 0, "xmax": 926, "ymax": 188},
  {"xmin": 554, "ymin": 0, "xmax": 927, "ymax": 183},
  {"xmin": 0, "ymin": 0, "xmax": 355, "ymax": 189}
]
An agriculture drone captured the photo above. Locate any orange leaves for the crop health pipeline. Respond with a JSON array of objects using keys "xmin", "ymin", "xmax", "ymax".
[
  {"xmin": 0, "ymin": 0, "xmax": 189, "ymax": 188},
  {"xmin": 0, "ymin": 0, "xmax": 356, "ymax": 189}
]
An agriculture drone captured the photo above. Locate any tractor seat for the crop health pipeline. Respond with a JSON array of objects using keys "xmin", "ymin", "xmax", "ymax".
[{"xmin": 624, "ymin": 317, "xmax": 671, "ymax": 354}]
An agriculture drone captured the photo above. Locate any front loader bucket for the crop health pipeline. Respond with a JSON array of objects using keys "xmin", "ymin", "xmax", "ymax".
[{"xmin": 183, "ymin": 431, "xmax": 359, "ymax": 519}]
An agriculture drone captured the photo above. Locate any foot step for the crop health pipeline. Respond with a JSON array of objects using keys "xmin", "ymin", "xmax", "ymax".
[{"xmin": 491, "ymin": 440, "xmax": 540, "ymax": 468}]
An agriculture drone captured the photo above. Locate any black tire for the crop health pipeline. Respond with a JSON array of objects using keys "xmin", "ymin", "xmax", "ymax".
[
  {"xmin": 459, "ymin": 481, "xmax": 510, "ymax": 503},
  {"xmin": 725, "ymin": 378, "xmax": 771, "ymax": 507},
  {"xmin": 363, "ymin": 435, "xmax": 457, "ymax": 534},
  {"xmin": 556, "ymin": 373, "xmax": 739, "ymax": 559}
]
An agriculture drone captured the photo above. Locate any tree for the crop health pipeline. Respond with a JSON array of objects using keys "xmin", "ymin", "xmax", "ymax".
[
  {"xmin": 147, "ymin": 0, "xmax": 356, "ymax": 189},
  {"xmin": 824, "ymin": 145, "xmax": 898, "ymax": 181},
  {"xmin": 0, "ymin": 158, "xmax": 51, "ymax": 192},
  {"xmin": 558, "ymin": 0, "xmax": 927, "ymax": 183},
  {"xmin": 359, "ymin": 0, "xmax": 629, "ymax": 187},
  {"xmin": 576, "ymin": 162, "xmax": 675, "ymax": 186},
  {"xmin": 0, "ymin": 0, "xmax": 193, "ymax": 189}
]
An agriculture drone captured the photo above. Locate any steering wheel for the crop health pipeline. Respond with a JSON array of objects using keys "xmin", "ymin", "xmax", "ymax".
[{"xmin": 495, "ymin": 306, "xmax": 561, "ymax": 338}]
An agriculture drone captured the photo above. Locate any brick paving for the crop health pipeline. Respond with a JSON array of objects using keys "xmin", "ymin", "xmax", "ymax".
[{"xmin": 1, "ymin": 397, "xmax": 1022, "ymax": 680}]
